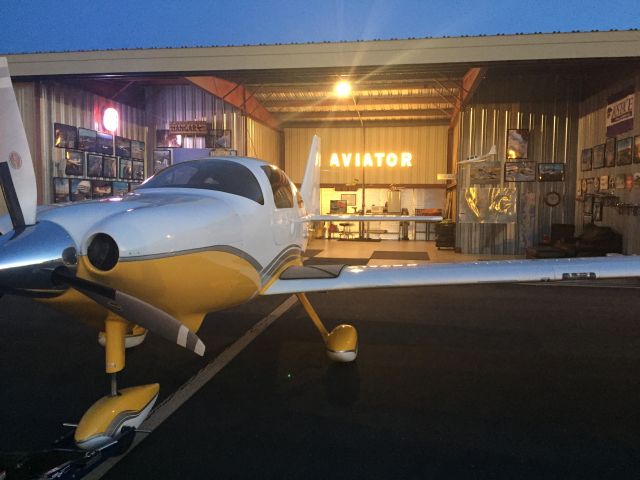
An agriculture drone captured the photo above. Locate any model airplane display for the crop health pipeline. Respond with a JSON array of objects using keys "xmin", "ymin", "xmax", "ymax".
[{"xmin": 2, "ymin": 58, "xmax": 640, "ymax": 454}]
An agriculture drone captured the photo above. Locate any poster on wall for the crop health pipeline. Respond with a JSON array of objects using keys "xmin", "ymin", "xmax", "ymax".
[
  {"xmin": 580, "ymin": 148, "xmax": 592, "ymax": 171},
  {"xmin": 616, "ymin": 137, "xmax": 633, "ymax": 165},
  {"xmin": 469, "ymin": 164, "xmax": 501, "ymax": 184},
  {"xmin": 54, "ymin": 123, "xmax": 77, "ymax": 149},
  {"xmin": 153, "ymin": 149, "xmax": 172, "ymax": 173},
  {"xmin": 604, "ymin": 137, "xmax": 616, "ymax": 166},
  {"xmin": 92, "ymin": 180, "xmax": 113, "ymax": 199},
  {"xmin": 53, "ymin": 177, "xmax": 70, "ymax": 203},
  {"xmin": 506, "ymin": 129, "xmax": 529, "ymax": 159},
  {"xmin": 537, "ymin": 163, "xmax": 565, "ymax": 182},
  {"xmin": 86, "ymin": 154, "xmax": 103, "ymax": 178},
  {"xmin": 119, "ymin": 159, "xmax": 132, "ymax": 180},
  {"xmin": 505, "ymin": 161, "xmax": 535, "ymax": 182},
  {"xmin": 64, "ymin": 150, "xmax": 84, "ymax": 176},
  {"xmin": 113, "ymin": 181, "xmax": 129, "ymax": 196},
  {"xmin": 634, "ymin": 135, "xmax": 640, "ymax": 163},
  {"xmin": 77, "ymin": 128, "xmax": 97, "ymax": 152},
  {"xmin": 131, "ymin": 140, "xmax": 146, "ymax": 160},
  {"xmin": 156, "ymin": 129, "xmax": 182, "ymax": 148},
  {"xmin": 70, "ymin": 179, "xmax": 92, "ymax": 201},
  {"xmin": 115, "ymin": 136, "xmax": 131, "ymax": 158},
  {"xmin": 96, "ymin": 132, "xmax": 114, "ymax": 155},
  {"xmin": 102, "ymin": 156, "xmax": 117, "ymax": 178},
  {"xmin": 206, "ymin": 129, "xmax": 232, "ymax": 149},
  {"xmin": 592, "ymin": 144, "xmax": 605, "ymax": 169},
  {"xmin": 606, "ymin": 86, "xmax": 634, "ymax": 137}
]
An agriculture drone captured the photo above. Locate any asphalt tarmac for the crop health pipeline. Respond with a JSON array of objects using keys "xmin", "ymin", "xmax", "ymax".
[{"xmin": 1, "ymin": 281, "xmax": 640, "ymax": 479}]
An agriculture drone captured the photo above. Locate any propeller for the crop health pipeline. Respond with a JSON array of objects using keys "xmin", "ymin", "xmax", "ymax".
[{"xmin": 0, "ymin": 57, "xmax": 205, "ymax": 357}]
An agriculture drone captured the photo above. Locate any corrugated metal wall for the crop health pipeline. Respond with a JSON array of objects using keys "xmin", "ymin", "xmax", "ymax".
[
  {"xmin": 147, "ymin": 85, "xmax": 245, "ymax": 153},
  {"xmin": 577, "ymin": 71, "xmax": 640, "ymax": 253},
  {"xmin": 246, "ymin": 118, "xmax": 281, "ymax": 166},
  {"xmin": 458, "ymin": 73, "xmax": 579, "ymax": 254},
  {"xmin": 284, "ymin": 126, "xmax": 448, "ymax": 185}
]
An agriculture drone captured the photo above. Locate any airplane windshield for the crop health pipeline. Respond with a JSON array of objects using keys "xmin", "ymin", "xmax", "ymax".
[{"xmin": 139, "ymin": 159, "xmax": 264, "ymax": 204}]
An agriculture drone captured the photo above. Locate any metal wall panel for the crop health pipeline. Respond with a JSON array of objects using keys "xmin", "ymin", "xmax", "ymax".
[
  {"xmin": 577, "ymin": 71, "xmax": 640, "ymax": 253},
  {"xmin": 246, "ymin": 118, "xmax": 281, "ymax": 166},
  {"xmin": 284, "ymin": 126, "xmax": 448, "ymax": 185},
  {"xmin": 458, "ymin": 73, "xmax": 579, "ymax": 254}
]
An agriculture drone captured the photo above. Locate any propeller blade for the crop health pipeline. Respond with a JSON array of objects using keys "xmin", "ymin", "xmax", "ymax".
[
  {"xmin": 0, "ymin": 58, "xmax": 37, "ymax": 227},
  {"xmin": 52, "ymin": 268, "xmax": 206, "ymax": 356}
]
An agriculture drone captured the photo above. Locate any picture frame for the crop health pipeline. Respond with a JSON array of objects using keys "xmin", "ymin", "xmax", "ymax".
[
  {"xmin": 615, "ymin": 173, "xmax": 626, "ymax": 189},
  {"xmin": 70, "ymin": 179, "xmax": 92, "ymax": 201},
  {"xmin": 53, "ymin": 123, "xmax": 77, "ymax": 149},
  {"xmin": 64, "ymin": 150, "xmax": 84, "ymax": 176},
  {"xmin": 86, "ymin": 154, "xmax": 103, "ymax": 178},
  {"xmin": 131, "ymin": 140, "xmax": 146, "ymax": 160},
  {"xmin": 96, "ymin": 132, "xmax": 114, "ymax": 155},
  {"xmin": 115, "ymin": 136, "xmax": 131, "ymax": 158},
  {"xmin": 592, "ymin": 144, "xmax": 605, "ymax": 169},
  {"xmin": 91, "ymin": 180, "xmax": 113, "ymax": 199},
  {"xmin": 580, "ymin": 178, "xmax": 587, "ymax": 195},
  {"xmin": 504, "ymin": 161, "xmax": 535, "ymax": 182},
  {"xmin": 506, "ymin": 129, "xmax": 529, "ymax": 159},
  {"xmin": 600, "ymin": 175, "xmax": 609, "ymax": 192},
  {"xmin": 112, "ymin": 181, "xmax": 129, "ymax": 196},
  {"xmin": 469, "ymin": 164, "xmax": 501, "ymax": 184},
  {"xmin": 580, "ymin": 148, "xmax": 592, "ymax": 171},
  {"xmin": 340, "ymin": 193, "xmax": 357, "ymax": 206},
  {"xmin": 330, "ymin": 199, "xmax": 347, "ymax": 214},
  {"xmin": 609, "ymin": 176, "xmax": 616, "ymax": 189},
  {"xmin": 77, "ymin": 128, "xmax": 97, "ymax": 152},
  {"xmin": 593, "ymin": 199, "xmax": 603, "ymax": 222},
  {"xmin": 52, "ymin": 177, "xmax": 70, "ymax": 203},
  {"xmin": 102, "ymin": 156, "xmax": 118, "ymax": 178},
  {"xmin": 156, "ymin": 129, "xmax": 182, "ymax": 148},
  {"xmin": 132, "ymin": 161, "xmax": 145, "ymax": 181},
  {"xmin": 153, "ymin": 149, "xmax": 172, "ymax": 173},
  {"xmin": 604, "ymin": 137, "xmax": 616, "ymax": 167},
  {"xmin": 537, "ymin": 163, "xmax": 565, "ymax": 182},
  {"xmin": 583, "ymin": 195, "xmax": 594, "ymax": 215},
  {"xmin": 634, "ymin": 135, "xmax": 640, "ymax": 164},
  {"xmin": 119, "ymin": 159, "xmax": 132, "ymax": 180},
  {"xmin": 616, "ymin": 136, "xmax": 633, "ymax": 165}
]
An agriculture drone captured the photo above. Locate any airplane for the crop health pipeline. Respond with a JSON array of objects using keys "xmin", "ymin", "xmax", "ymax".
[{"xmin": 2, "ymin": 57, "xmax": 640, "ymax": 454}]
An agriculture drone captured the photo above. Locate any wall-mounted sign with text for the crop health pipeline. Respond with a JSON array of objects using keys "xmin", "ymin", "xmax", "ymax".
[
  {"xmin": 169, "ymin": 121, "xmax": 210, "ymax": 135},
  {"xmin": 329, "ymin": 152, "xmax": 413, "ymax": 168},
  {"xmin": 606, "ymin": 86, "xmax": 634, "ymax": 137}
]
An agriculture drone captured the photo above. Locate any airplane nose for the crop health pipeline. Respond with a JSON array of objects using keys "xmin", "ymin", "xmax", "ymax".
[{"xmin": 0, "ymin": 220, "xmax": 77, "ymax": 291}]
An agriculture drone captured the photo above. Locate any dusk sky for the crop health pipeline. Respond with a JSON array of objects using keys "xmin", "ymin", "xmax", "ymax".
[{"xmin": 0, "ymin": 0, "xmax": 638, "ymax": 54}]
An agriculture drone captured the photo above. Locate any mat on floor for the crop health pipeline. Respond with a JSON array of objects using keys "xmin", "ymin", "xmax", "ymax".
[
  {"xmin": 303, "ymin": 257, "xmax": 369, "ymax": 266},
  {"xmin": 370, "ymin": 251, "xmax": 430, "ymax": 260}
]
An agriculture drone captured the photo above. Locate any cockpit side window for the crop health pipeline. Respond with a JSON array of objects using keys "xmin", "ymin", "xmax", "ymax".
[
  {"xmin": 261, "ymin": 166, "xmax": 294, "ymax": 209},
  {"xmin": 139, "ymin": 159, "xmax": 264, "ymax": 204}
]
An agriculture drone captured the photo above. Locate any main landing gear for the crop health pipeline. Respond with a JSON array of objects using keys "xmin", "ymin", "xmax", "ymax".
[
  {"xmin": 74, "ymin": 315, "xmax": 158, "ymax": 451},
  {"xmin": 296, "ymin": 293, "xmax": 358, "ymax": 362}
]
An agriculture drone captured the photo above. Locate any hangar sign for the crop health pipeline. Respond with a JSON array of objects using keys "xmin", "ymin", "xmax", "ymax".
[
  {"xmin": 606, "ymin": 86, "xmax": 634, "ymax": 137},
  {"xmin": 329, "ymin": 152, "xmax": 413, "ymax": 168}
]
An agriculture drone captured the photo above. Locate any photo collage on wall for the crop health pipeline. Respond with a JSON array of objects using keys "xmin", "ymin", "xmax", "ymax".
[{"xmin": 53, "ymin": 123, "xmax": 146, "ymax": 203}]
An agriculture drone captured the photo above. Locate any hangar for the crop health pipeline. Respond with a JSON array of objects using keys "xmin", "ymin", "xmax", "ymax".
[{"xmin": 3, "ymin": 29, "xmax": 640, "ymax": 254}]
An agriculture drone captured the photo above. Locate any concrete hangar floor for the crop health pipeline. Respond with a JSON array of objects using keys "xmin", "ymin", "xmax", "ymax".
[{"xmin": 1, "ymin": 239, "xmax": 639, "ymax": 478}]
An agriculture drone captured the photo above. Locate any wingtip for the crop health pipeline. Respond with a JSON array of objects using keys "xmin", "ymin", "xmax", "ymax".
[{"xmin": 195, "ymin": 340, "xmax": 206, "ymax": 356}]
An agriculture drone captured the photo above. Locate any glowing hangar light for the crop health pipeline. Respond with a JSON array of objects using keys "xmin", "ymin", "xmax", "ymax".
[
  {"xmin": 102, "ymin": 107, "xmax": 119, "ymax": 132},
  {"xmin": 334, "ymin": 80, "xmax": 352, "ymax": 98}
]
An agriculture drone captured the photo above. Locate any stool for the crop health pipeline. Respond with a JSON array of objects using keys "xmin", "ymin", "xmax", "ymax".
[{"xmin": 339, "ymin": 222, "xmax": 355, "ymax": 239}]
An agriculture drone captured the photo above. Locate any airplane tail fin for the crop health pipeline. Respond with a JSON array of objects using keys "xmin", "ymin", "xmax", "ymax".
[
  {"xmin": 0, "ymin": 57, "xmax": 37, "ymax": 227},
  {"xmin": 300, "ymin": 135, "xmax": 321, "ymax": 216}
]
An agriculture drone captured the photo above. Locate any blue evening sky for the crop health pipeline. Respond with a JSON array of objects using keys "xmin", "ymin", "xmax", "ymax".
[{"xmin": 0, "ymin": 0, "xmax": 638, "ymax": 54}]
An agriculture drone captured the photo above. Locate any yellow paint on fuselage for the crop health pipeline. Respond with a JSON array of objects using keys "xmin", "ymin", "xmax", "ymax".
[{"xmin": 38, "ymin": 250, "xmax": 262, "ymax": 333}]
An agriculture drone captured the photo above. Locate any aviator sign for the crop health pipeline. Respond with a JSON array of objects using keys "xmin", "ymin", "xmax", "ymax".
[{"xmin": 329, "ymin": 152, "xmax": 413, "ymax": 168}]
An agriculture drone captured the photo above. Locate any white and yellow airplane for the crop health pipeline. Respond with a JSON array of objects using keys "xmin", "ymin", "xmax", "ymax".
[{"xmin": 2, "ymin": 58, "xmax": 640, "ymax": 452}]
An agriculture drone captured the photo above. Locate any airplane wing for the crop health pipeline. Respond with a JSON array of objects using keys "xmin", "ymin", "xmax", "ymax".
[{"xmin": 261, "ymin": 256, "xmax": 640, "ymax": 295}]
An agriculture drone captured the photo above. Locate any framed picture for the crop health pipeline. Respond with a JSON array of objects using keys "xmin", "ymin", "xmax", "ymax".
[
  {"xmin": 592, "ymin": 144, "xmax": 605, "ymax": 169},
  {"xmin": 153, "ymin": 149, "xmax": 172, "ymax": 173},
  {"xmin": 53, "ymin": 123, "xmax": 77, "ymax": 149},
  {"xmin": 112, "ymin": 181, "xmax": 129, "ymax": 196},
  {"xmin": 505, "ymin": 161, "xmax": 535, "ymax": 182},
  {"xmin": 634, "ymin": 135, "xmax": 640, "ymax": 164},
  {"xmin": 583, "ymin": 195, "xmax": 594, "ymax": 215},
  {"xmin": 593, "ymin": 176, "xmax": 600, "ymax": 192},
  {"xmin": 77, "ymin": 128, "xmax": 97, "ymax": 152},
  {"xmin": 634, "ymin": 172, "xmax": 640, "ymax": 188},
  {"xmin": 96, "ymin": 132, "xmax": 113, "ymax": 155},
  {"xmin": 469, "ymin": 164, "xmax": 500, "ymax": 184},
  {"xmin": 340, "ymin": 193, "xmax": 356, "ymax": 206},
  {"xmin": 132, "ymin": 161, "xmax": 145, "ymax": 181},
  {"xmin": 64, "ymin": 150, "xmax": 84, "ymax": 176},
  {"xmin": 115, "ymin": 136, "xmax": 131, "ymax": 158},
  {"xmin": 119, "ymin": 159, "xmax": 132, "ymax": 180},
  {"xmin": 593, "ymin": 199, "xmax": 603, "ymax": 221},
  {"xmin": 580, "ymin": 148, "xmax": 592, "ymax": 171},
  {"xmin": 506, "ymin": 129, "xmax": 529, "ymax": 159},
  {"xmin": 92, "ymin": 180, "xmax": 113, "ymax": 199},
  {"xmin": 131, "ymin": 140, "xmax": 146, "ymax": 160},
  {"xmin": 616, "ymin": 137, "xmax": 633, "ymax": 165},
  {"xmin": 102, "ymin": 156, "xmax": 118, "ymax": 178},
  {"xmin": 580, "ymin": 178, "xmax": 587, "ymax": 195},
  {"xmin": 52, "ymin": 177, "xmax": 70, "ymax": 203},
  {"xmin": 600, "ymin": 175, "xmax": 609, "ymax": 191},
  {"xmin": 70, "ymin": 179, "xmax": 92, "ymax": 201},
  {"xmin": 537, "ymin": 163, "xmax": 565, "ymax": 182},
  {"xmin": 86, "ymin": 154, "xmax": 103, "ymax": 178},
  {"xmin": 615, "ymin": 173, "xmax": 626, "ymax": 189},
  {"xmin": 156, "ymin": 129, "xmax": 182, "ymax": 148},
  {"xmin": 604, "ymin": 137, "xmax": 616, "ymax": 167},
  {"xmin": 609, "ymin": 176, "xmax": 616, "ymax": 189},
  {"xmin": 330, "ymin": 200, "xmax": 347, "ymax": 213}
]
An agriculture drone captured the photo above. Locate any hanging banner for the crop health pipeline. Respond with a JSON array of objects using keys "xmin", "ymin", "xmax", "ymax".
[{"xmin": 606, "ymin": 86, "xmax": 634, "ymax": 137}]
